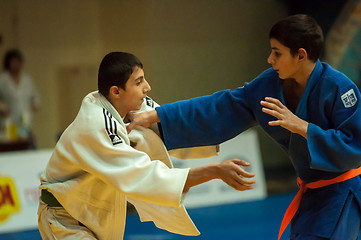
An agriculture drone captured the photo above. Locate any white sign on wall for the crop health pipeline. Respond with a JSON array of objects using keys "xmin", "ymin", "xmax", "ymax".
[
  {"xmin": 0, "ymin": 149, "xmax": 52, "ymax": 234},
  {"xmin": 171, "ymin": 129, "xmax": 266, "ymax": 208}
]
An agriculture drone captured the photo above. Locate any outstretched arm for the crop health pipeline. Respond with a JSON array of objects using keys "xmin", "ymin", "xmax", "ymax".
[
  {"xmin": 127, "ymin": 115, "xmax": 256, "ymax": 191},
  {"xmin": 126, "ymin": 88, "xmax": 256, "ymax": 150},
  {"xmin": 183, "ymin": 159, "xmax": 256, "ymax": 193}
]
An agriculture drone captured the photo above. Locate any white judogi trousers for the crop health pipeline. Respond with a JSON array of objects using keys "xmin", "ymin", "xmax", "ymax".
[{"xmin": 38, "ymin": 201, "xmax": 97, "ymax": 240}]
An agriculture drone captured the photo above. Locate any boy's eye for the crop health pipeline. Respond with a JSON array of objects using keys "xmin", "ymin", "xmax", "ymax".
[
  {"xmin": 135, "ymin": 78, "xmax": 143, "ymax": 86},
  {"xmin": 275, "ymin": 52, "xmax": 281, "ymax": 57}
]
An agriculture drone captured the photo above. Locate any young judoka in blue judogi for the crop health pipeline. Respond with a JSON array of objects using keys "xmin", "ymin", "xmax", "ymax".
[{"xmin": 126, "ymin": 14, "xmax": 361, "ymax": 240}]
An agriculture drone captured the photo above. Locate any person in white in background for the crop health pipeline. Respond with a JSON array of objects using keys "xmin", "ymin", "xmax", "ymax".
[{"xmin": 0, "ymin": 49, "xmax": 40, "ymax": 144}]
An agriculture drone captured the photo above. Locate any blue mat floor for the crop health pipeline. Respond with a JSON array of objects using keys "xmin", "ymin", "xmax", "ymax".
[{"xmin": 0, "ymin": 193, "xmax": 360, "ymax": 240}]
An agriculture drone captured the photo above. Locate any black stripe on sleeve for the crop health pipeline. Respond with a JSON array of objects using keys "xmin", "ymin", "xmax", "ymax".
[
  {"xmin": 103, "ymin": 109, "xmax": 111, "ymax": 135},
  {"xmin": 113, "ymin": 119, "xmax": 118, "ymax": 134},
  {"xmin": 103, "ymin": 108, "xmax": 123, "ymax": 145}
]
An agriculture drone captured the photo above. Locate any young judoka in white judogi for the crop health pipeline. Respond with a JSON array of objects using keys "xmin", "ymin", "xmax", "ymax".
[{"xmin": 37, "ymin": 52, "xmax": 256, "ymax": 240}]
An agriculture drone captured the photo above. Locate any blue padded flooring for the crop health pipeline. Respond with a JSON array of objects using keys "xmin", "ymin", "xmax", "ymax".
[{"xmin": 0, "ymin": 193, "xmax": 360, "ymax": 240}]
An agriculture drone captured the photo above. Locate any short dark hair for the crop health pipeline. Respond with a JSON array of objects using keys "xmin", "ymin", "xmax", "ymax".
[
  {"xmin": 3, "ymin": 49, "xmax": 23, "ymax": 70},
  {"xmin": 269, "ymin": 14, "xmax": 323, "ymax": 62},
  {"xmin": 98, "ymin": 52, "xmax": 143, "ymax": 97}
]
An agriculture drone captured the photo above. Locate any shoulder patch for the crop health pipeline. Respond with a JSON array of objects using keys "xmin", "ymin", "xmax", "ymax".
[
  {"xmin": 103, "ymin": 109, "xmax": 123, "ymax": 145},
  {"xmin": 145, "ymin": 96, "xmax": 154, "ymax": 108},
  {"xmin": 341, "ymin": 89, "xmax": 357, "ymax": 108}
]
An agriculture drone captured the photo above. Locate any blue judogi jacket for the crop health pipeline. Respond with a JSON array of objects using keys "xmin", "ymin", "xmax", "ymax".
[{"xmin": 156, "ymin": 61, "xmax": 361, "ymax": 238}]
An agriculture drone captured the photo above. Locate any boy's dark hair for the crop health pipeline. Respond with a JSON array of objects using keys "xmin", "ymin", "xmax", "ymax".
[
  {"xmin": 98, "ymin": 52, "xmax": 143, "ymax": 97},
  {"xmin": 3, "ymin": 49, "xmax": 23, "ymax": 70},
  {"xmin": 269, "ymin": 14, "xmax": 323, "ymax": 62}
]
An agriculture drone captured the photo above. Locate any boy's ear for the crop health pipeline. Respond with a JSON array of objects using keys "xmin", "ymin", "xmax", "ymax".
[
  {"xmin": 298, "ymin": 48, "xmax": 307, "ymax": 61},
  {"xmin": 109, "ymin": 86, "xmax": 122, "ymax": 98}
]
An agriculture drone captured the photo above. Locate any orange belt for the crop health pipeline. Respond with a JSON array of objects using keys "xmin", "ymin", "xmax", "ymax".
[{"xmin": 278, "ymin": 167, "xmax": 361, "ymax": 240}]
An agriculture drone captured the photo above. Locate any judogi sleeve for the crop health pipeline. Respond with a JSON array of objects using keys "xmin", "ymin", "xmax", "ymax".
[
  {"xmin": 156, "ymin": 87, "xmax": 257, "ymax": 150},
  {"xmin": 73, "ymin": 127, "xmax": 189, "ymax": 208},
  {"xmin": 308, "ymin": 84, "xmax": 361, "ymax": 172},
  {"xmin": 140, "ymin": 96, "xmax": 219, "ymax": 158}
]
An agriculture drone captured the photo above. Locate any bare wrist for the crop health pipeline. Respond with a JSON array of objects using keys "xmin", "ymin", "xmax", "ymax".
[
  {"xmin": 296, "ymin": 120, "xmax": 309, "ymax": 139},
  {"xmin": 208, "ymin": 163, "xmax": 220, "ymax": 180},
  {"xmin": 148, "ymin": 110, "xmax": 160, "ymax": 124}
]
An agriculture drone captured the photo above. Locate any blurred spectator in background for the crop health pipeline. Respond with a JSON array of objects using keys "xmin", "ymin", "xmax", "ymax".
[{"xmin": 0, "ymin": 49, "xmax": 40, "ymax": 148}]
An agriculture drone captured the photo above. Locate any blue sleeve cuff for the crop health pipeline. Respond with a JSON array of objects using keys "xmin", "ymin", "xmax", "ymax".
[
  {"xmin": 307, "ymin": 122, "xmax": 329, "ymax": 171},
  {"xmin": 156, "ymin": 106, "xmax": 174, "ymax": 150}
]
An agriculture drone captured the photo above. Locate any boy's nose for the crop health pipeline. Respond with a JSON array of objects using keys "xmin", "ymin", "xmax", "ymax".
[
  {"xmin": 267, "ymin": 55, "xmax": 273, "ymax": 64},
  {"xmin": 144, "ymin": 80, "xmax": 151, "ymax": 93}
]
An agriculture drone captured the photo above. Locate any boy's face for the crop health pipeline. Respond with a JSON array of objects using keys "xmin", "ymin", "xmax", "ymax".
[
  {"xmin": 120, "ymin": 67, "xmax": 151, "ymax": 112},
  {"xmin": 267, "ymin": 38, "xmax": 300, "ymax": 80}
]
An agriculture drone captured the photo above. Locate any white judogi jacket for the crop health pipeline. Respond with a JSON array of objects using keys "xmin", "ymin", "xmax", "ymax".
[{"xmin": 39, "ymin": 91, "xmax": 217, "ymax": 239}]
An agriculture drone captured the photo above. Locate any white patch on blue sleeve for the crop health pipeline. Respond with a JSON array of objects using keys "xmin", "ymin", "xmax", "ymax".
[{"xmin": 341, "ymin": 89, "xmax": 357, "ymax": 108}]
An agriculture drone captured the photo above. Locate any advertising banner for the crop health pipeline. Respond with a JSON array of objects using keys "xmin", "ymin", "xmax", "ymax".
[{"xmin": 0, "ymin": 150, "xmax": 51, "ymax": 234}]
